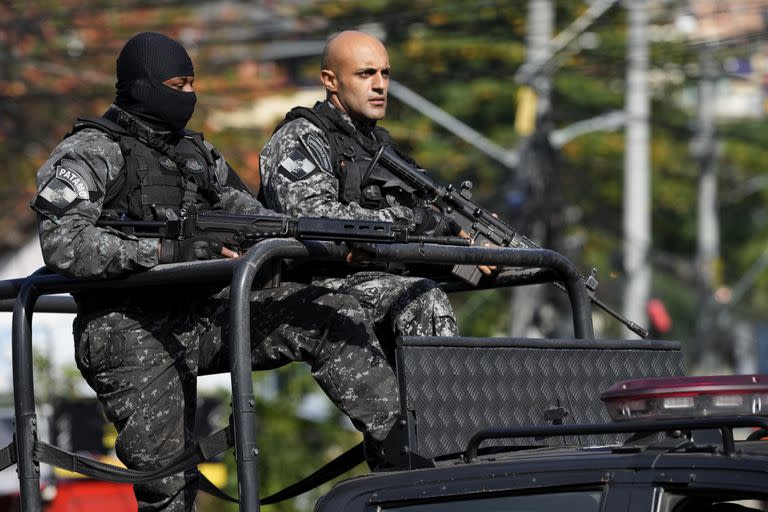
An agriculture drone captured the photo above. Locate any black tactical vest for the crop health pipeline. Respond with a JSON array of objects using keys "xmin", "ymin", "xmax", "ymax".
[
  {"xmin": 69, "ymin": 112, "xmax": 221, "ymax": 222},
  {"xmin": 278, "ymin": 102, "xmax": 418, "ymax": 210}
]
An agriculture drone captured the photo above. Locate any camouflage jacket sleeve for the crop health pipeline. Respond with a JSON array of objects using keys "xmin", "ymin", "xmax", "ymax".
[
  {"xmin": 30, "ymin": 129, "xmax": 160, "ymax": 278},
  {"xmin": 204, "ymin": 141, "xmax": 280, "ymax": 216},
  {"xmin": 259, "ymin": 118, "xmax": 414, "ymax": 223}
]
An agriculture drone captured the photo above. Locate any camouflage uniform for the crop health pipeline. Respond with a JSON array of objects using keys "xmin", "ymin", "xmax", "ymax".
[
  {"xmin": 260, "ymin": 101, "xmax": 458, "ymax": 359},
  {"xmin": 31, "ymin": 108, "xmax": 399, "ymax": 512}
]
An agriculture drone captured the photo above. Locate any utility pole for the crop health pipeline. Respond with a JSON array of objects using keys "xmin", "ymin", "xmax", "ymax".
[
  {"xmin": 693, "ymin": 42, "xmax": 720, "ymax": 371},
  {"xmin": 622, "ymin": 0, "xmax": 651, "ymax": 338},
  {"xmin": 509, "ymin": 0, "xmax": 554, "ymax": 337},
  {"xmin": 525, "ymin": 0, "xmax": 554, "ymax": 123}
]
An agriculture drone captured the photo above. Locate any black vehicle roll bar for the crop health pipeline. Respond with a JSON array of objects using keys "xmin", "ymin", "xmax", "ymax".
[{"xmin": 0, "ymin": 240, "xmax": 594, "ymax": 511}]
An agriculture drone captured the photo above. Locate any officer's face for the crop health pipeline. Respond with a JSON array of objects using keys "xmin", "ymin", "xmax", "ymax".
[{"xmin": 322, "ymin": 36, "xmax": 390, "ymax": 123}]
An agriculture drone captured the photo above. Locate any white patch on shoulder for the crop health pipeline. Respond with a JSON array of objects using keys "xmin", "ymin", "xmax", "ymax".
[
  {"xmin": 278, "ymin": 149, "xmax": 317, "ymax": 181},
  {"xmin": 39, "ymin": 177, "xmax": 79, "ymax": 209}
]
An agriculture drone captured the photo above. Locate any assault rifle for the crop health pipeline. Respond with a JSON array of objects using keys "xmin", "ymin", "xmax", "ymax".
[
  {"xmin": 371, "ymin": 145, "xmax": 649, "ymax": 338},
  {"xmin": 99, "ymin": 209, "xmax": 470, "ymax": 257}
]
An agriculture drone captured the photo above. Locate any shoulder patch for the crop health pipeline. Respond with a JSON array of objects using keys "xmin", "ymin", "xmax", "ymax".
[
  {"xmin": 33, "ymin": 158, "xmax": 98, "ymax": 216},
  {"xmin": 299, "ymin": 131, "xmax": 332, "ymax": 175},
  {"xmin": 278, "ymin": 149, "xmax": 317, "ymax": 182}
]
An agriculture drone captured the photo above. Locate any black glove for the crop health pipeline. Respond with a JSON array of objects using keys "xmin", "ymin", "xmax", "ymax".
[
  {"xmin": 159, "ymin": 238, "xmax": 224, "ymax": 263},
  {"xmin": 411, "ymin": 206, "xmax": 461, "ymax": 236}
]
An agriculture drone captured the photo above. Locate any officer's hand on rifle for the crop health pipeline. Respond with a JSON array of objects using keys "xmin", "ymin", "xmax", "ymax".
[
  {"xmin": 471, "ymin": 211, "xmax": 502, "ymax": 277},
  {"xmin": 345, "ymin": 243, "xmax": 376, "ymax": 264},
  {"xmin": 158, "ymin": 238, "xmax": 239, "ymax": 263},
  {"xmin": 221, "ymin": 246, "xmax": 240, "ymax": 258},
  {"xmin": 457, "ymin": 229, "xmax": 497, "ymax": 277},
  {"xmin": 412, "ymin": 206, "xmax": 461, "ymax": 238},
  {"xmin": 414, "ymin": 205, "xmax": 498, "ymax": 278}
]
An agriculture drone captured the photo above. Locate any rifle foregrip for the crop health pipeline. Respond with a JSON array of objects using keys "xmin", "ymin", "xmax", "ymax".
[{"xmin": 295, "ymin": 217, "xmax": 394, "ymax": 241}]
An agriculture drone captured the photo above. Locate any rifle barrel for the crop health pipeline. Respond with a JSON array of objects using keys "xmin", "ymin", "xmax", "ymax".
[{"xmin": 376, "ymin": 144, "xmax": 650, "ymax": 338}]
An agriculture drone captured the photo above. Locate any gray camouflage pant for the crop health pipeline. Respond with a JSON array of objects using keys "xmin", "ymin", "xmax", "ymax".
[
  {"xmin": 315, "ymin": 272, "xmax": 458, "ymax": 363},
  {"xmin": 73, "ymin": 282, "xmax": 399, "ymax": 512}
]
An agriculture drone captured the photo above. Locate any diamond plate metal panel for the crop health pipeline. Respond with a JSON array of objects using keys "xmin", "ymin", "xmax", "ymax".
[{"xmin": 397, "ymin": 337, "xmax": 685, "ymax": 459}]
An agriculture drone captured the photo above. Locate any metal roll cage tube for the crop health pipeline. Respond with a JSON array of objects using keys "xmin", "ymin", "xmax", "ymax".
[
  {"xmin": 464, "ymin": 416, "xmax": 768, "ymax": 462},
  {"xmin": 0, "ymin": 240, "xmax": 594, "ymax": 511}
]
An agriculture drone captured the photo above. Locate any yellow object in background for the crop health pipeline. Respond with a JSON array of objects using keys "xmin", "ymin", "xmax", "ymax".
[
  {"xmin": 199, "ymin": 462, "xmax": 228, "ymax": 489},
  {"xmin": 515, "ymin": 86, "xmax": 538, "ymax": 136}
]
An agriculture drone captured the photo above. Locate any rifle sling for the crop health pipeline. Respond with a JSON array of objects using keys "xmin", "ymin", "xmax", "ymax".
[
  {"xmin": 5, "ymin": 425, "xmax": 364, "ymax": 504},
  {"xmin": 32, "ymin": 425, "xmax": 232, "ymax": 484},
  {"xmin": 0, "ymin": 442, "xmax": 15, "ymax": 471},
  {"xmin": 261, "ymin": 441, "xmax": 365, "ymax": 505}
]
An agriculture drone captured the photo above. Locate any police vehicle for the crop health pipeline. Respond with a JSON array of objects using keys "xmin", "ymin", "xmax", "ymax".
[
  {"xmin": 315, "ymin": 372, "xmax": 768, "ymax": 512},
  {"xmin": 2, "ymin": 239, "xmax": 766, "ymax": 512}
]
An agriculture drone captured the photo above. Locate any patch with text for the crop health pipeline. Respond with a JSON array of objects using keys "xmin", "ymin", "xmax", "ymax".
[{"xmin": 33, "ymin": 160, "xmax": 94, "ymax": 216}]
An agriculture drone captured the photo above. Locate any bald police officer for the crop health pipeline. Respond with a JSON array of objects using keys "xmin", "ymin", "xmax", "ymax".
[{"xmin": 260, "ymin": 31, "xmax": 468, "ymax": 361}]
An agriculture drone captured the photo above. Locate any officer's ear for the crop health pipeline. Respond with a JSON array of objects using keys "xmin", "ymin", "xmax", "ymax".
[{"xmin": 321, "ymin": 69, "xmax": 337, "ymax": 93}]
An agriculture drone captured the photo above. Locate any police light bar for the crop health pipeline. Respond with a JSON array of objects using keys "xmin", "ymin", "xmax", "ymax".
[{"xmin": 599, "ymin": 375, "xmax": 768, "ymax": 422}]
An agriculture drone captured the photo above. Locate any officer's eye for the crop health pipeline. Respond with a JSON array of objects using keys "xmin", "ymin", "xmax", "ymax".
[{"xmin": 163, "ymin": 77, "xmax": 194, "ymax": 91}]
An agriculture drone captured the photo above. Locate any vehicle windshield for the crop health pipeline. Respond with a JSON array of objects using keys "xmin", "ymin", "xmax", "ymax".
[{"xmin": 381, "ymin": 490, "xmax": 602, "ymax": 511}]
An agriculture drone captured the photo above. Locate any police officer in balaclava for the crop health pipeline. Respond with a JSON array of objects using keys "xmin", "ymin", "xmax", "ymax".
[{"xmin": 102, "ymin": 31, "xmax": 229, "ymax": 231}]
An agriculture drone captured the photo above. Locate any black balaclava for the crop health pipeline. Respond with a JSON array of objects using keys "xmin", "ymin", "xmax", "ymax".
[{"xmin": 114, "ymin": 32, "xmax": 196, "ymax": 131}]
